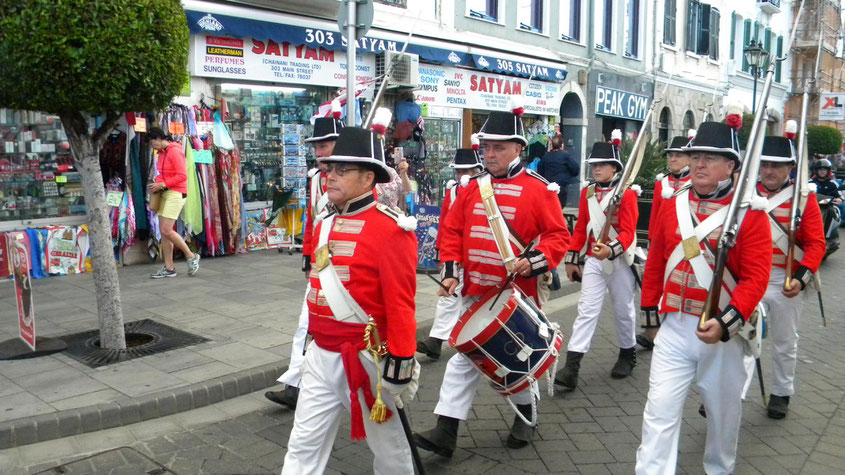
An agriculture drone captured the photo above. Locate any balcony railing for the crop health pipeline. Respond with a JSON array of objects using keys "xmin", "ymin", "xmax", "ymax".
[{"xmin": 757, "ymin": 0, "xmax": 781, "ymax": 14}]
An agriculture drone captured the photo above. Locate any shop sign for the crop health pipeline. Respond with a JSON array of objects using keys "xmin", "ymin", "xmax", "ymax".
[
  {"xmin": 819, "ymin": 93, "xmax": 845, "ymax": 121},
  {"xmin": 594, "ymin": 86, "xmax": 650, "ymax": 121},
  {"xmin": 413, "ymin": 64, "xmax": 563, "ymax": 115},
  {"xmin": 190, "ymin": 34, "xmax": 376, "ymax": 88},
  {"xmin": 185, "ymin": 10, "xmax": 566, "ymax": 82},
  {"xmin": 9, "ymin": 237, "xmax": 35, "ymax": 351}
]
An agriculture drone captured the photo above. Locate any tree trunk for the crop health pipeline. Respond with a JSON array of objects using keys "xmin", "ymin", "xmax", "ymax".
[{"xmin": 61, "ymin": 113, "xmax": 126, "ymax": 350}]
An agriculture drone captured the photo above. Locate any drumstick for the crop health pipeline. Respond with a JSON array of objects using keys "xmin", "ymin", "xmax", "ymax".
[
  {"xmin": 489, "ymin": 242, "xmax": 535, "ymax": 311},
  {"xmin": 426, "ymin": 272, "xmax": 458, "ymax": 297}
]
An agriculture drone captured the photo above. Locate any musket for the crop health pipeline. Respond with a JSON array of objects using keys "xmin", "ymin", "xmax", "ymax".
[
  {"xmin": 700, "ymin": 0, "xmax": 806, "ymax": 329},
  {"xmin": 593, "ymin": 77, "xmax": 673, "ymax": 251},
  {"xmin": 784, "ymin": 30, "xmax": 824, "ymax": 292}
]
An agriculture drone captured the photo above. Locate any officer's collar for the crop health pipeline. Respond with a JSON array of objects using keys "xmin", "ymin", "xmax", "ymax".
[
  {"xmin": 335, "ymin": 191, "xmax": 376, "ymax": 216},
  {"xmin": 671, "ymin": 167, "xmax": 690, "ymax": 179},
  {"xmin": 489, "ymin": 157, "xmax": 523, "ymax": 179},
  {"xmin": 694, "ymin": 177, "xmax": 734, "ymax": 200}
]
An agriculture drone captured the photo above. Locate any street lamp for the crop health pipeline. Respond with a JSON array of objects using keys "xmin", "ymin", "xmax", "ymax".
[{"xmin": 743, "ymin": 40, "xmax": 771, "ymax": 111}]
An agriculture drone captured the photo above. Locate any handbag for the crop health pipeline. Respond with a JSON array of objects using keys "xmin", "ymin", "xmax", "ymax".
[{"xmin": 149, "ymin": 189, "xmax": 162, "ymax": 212}]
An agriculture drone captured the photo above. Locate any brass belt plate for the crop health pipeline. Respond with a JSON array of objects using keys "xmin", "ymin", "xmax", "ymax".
[
  {"xmin": 682, "ymin": 237, "xmax": 701, "ymax": 260},
  {"xmin": 315, "ymin": 245, "xmax": 330, "ymax": 271}
]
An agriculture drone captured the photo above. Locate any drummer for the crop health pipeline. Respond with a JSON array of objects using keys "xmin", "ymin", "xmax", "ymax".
[
  {"xmin": 555, "ymin": 135, "xmax": 639, "ymax": 390},
  {"xmin": 414, "ymin": 98, "xmax": 570, "ymax": 455},
  {"xmin": 416, "ymin": 136, "xmax": 484, "ymax": 360}
]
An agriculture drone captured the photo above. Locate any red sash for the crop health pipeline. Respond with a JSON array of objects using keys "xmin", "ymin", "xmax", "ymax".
[{"xmin": 309, "ymin": 315, "xmax": 392, "ymax": 440}]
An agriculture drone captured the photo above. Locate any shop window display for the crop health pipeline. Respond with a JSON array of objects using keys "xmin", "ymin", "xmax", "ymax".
[
  {"xmin": 221, "ymin": 85, "xmax": 320, "ymax": 204},
  {"xmin": 0, "ymin": 109, "xmax": 85, "ymax": 221}
]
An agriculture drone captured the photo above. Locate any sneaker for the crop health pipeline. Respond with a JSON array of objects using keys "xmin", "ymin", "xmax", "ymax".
[
  {"xmin": 150, "ymin": 267, "xmax": 177, "ymax": 279},
  {"xmin": 187, "ymin": 254, "xmax": 200, "ymax": 276}
]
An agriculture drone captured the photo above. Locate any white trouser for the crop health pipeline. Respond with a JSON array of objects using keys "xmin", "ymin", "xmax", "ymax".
[
  {"xmin": 742, "ymin": 267, "xmax": 804, "ymax": 398},
  {"xmin": 278, "ymin": 283, "xmax": 311, "ymax": 388},
  {"xmin": 282, "ymin": 343, "xmax": 412, "ymax": 475},
  {"xmin": 568, "ymin": 256, "xmax": 637, "ymax": 353},
  {"xmin": 434, "ymin": 295, "xmax": 534, "ymax": 420},
  {"xmin": 635, "ymin": 313, "xmax": 746, "ymax": 475},
  {"xmin": 429, "ymin": 271, "xmax": 464, "ymax": 341}
]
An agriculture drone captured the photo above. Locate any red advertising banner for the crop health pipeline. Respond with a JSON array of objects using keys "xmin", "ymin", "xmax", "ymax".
[{"xmin": 9, "ymin": 237, "xmax": 35, "ymax": 351}]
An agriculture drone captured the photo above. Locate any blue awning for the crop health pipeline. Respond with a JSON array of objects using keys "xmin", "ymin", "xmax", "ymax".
[{"xmin": 186, "ymin": 10, "xmax": 566, "ymax": 82}]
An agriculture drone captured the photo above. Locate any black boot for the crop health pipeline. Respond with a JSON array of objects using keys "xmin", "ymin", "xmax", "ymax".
[
  {"xmin": 264, "ymin": 385, "xmax": 299, "ymax": 410},
  {"xmin": 416, "ymin": 337, "xmax": 443, "ymax": 360},
  {"xmin": 554, "ymin": 351, "xmax": 584, "ymax": 389},
  {"xmin": 413, "ymin": 416, "xmax": 459, "ymax": 458},
  {"xmin": 636, "ymin": 333, "xmax": 655, "ymax": 351},
  {"xmin": 767, "ymin": 395, "xmax": 790, "ymax": 419},
  {"xmin": 506, "ymin": 404, "xmax": 535, "ymax": 449},
  {"xmin": 610, "ymin": 347, "xmax": 637, "ymax": 379}
]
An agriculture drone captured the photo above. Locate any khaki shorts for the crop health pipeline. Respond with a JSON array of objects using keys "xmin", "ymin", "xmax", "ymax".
[{"xmin": 158, "ymin": 190, "xmax": 186, "ymax": 220}]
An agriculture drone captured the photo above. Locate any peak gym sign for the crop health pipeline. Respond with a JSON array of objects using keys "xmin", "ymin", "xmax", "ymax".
[{"xmin": 594, "ymin": 86, "xmax": 650, "ymax": 122}]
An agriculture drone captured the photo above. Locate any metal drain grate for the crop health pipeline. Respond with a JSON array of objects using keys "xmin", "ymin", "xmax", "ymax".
[
  {"xmin": 34, "ymin": 446, "xmax": 175, "ymax": 474},
  {"xmin": 60, "ymin": 319, "xmax": 209, "ymax": 368}
]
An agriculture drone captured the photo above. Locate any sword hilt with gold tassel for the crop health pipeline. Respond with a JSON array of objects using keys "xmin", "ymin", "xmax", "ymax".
[{"xmin": 364, "ymin": 318, "xmax": 389, "ymax": 423}]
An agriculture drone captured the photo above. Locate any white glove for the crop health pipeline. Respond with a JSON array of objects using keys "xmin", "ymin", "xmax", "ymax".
[{"xmin": 381, "ymin": 359, "xmax": 420, "ymax": 409}]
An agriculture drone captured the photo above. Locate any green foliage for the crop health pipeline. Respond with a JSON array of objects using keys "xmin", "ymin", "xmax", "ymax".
[
  {"xmin": 0, "ymin": 0, "xmax": 189, "ymax": 114},
  {"xmin": 807, "ymin": 125, "xmax": 843, "ymax": 156},
  {"xmin": 735, "ymin": 113, "xmax": 755, "ymax": 150},
  {"xmin": 618, "ymin": 136, "xmax": 668, "ymax": 191}
]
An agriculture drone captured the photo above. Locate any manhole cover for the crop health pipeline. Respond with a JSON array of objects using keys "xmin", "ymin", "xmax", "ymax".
[
  {"xmin": 34, "ymin": 446, "xmax": 175, "ymax": 474},
  {"xmin": 60, "ymin": 319, "xmax": 209, "ymax": 368}
]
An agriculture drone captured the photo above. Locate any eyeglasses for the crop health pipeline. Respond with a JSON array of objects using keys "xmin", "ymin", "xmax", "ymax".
[{"xmin": 324, "ymin": 163, "xmax": 363, "ymax": 176}]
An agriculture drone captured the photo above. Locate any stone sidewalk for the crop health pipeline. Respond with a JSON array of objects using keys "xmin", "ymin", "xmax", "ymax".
[
  {"xmin": 2, "ymin": 250, "xmax": 845, "ymax": 473},
  {"xmin": 0, "ymin": 250, "xmax": 454, "ymax": 447}
]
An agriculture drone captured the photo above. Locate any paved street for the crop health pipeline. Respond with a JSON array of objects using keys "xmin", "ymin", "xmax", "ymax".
[{"xmin": 0, "ymin": 249, "xmax": 843, "ymax": 474}]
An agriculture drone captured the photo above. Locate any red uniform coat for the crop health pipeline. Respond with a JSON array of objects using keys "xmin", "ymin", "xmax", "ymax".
[
  {"xmin": 642, "ymin": 187, "xmax": 771, "ymax": 336},
  {"xmin": 435, "ymin": 182, "xmax": 457, "ymax": 252},
  {"xmin": 302, "ymin": 171, "xmax": 327, "ymax": 270},
  {"xmin": 307, "ymin": 193, "xmax": 417, "ymax": 358},
  {"xmin": 758, "ymin": 182, "xmax": 825, "ymax": 284},
  {"xmin": 567, "ymin": 183, "xmax": 638, "ymax": 261},
  {"xmin": 439, "ymin": 167, "xmax": 570, "ymax": 300},
  {"xmin": 649, "ymin": 171, "xmax": 691, "ymax": 233}
]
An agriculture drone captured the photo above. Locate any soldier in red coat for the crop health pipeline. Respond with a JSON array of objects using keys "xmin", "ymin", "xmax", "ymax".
[
  {"xmin": 635, "ymin": 121, "xmax": 771, "ymax": 474},
  {"xmin": 638, "ymin": 133, "xmax": 693, "ymax": 350},
  {"xmin": 750, "ymin": 131, "xmax": 825, "ymax": 419},
  {"xmin": 417, "ymin": 138, "xmax": 484, "ymax": 360},
  {"xmin": 555, "ymin": 135, "xmax": 640, "ymax": 390},
  {"xmin": 414, "ymin": 104, "xmax": 570, "ymax": 455},
  {"xmin": 266, "ymin": 110, "xmax": 343, "ymax": 410},
  {"xmin": 282, "ymin": 111, "xmax": 420, "ymax": 474}
]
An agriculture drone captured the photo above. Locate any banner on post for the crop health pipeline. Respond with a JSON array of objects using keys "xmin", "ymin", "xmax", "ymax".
[{"xmin": 9, "ymin": 237, "xmax": 35, "ymax": 351}]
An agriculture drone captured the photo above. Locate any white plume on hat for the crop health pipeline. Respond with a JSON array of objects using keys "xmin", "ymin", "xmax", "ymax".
[
  {"xmin": 371, "ymin": 107, "xmax": 392, "ymax": 136},
  {"xmin": 508, "ymin": 95, "xmax": 524, "ymax": 116},
  {"xmin": 611, "ymin": 129, "xmax": 622, "ymax": 146},
  {"xmin": 471, "ymin": 133, "xmax": 480, "ymax": 150},
  {"xmin": 785, "ymin": 120, "xmax": 798, "ymax": 140},
  {"xmin": 331, "ymin": 98, "xmax": 342, "ymax": 118},
  {"xmin": 687, "ymin": 129, "xmax": 697, "ymax": 139}
]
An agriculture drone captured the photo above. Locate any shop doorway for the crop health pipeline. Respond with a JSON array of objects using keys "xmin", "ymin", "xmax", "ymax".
[{"xmin": 560, "ymin": 92, "xmax": 585, "ymax": 208}]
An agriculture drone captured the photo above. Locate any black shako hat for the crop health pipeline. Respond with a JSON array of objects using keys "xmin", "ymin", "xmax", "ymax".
[
  {"xmin": 761, "ymin": 136, "xmax": 796, "ymax": 163},
  {"xmin": 320, "ymin": 127, "xmax": 391, "ymax": 183},
  {"xmin": 665, "ymin": 135, "xmax": 693, "ymax": 153},
  {"xmin": 451, "ymin": 144, "xmax": 483, "ymax": 169},
  {"xmin": 587, "ymin": 142, "xmax": 623, "ymax": 172},
  {"xmin": 305, "ymin": 117, "xmax": 344, "ymax": 143},
  {"xmin": 684, "ymin": 121, "xmax": 742, "ymax": 167},
  {"xmin": 476, "ymin": 96, "xmax": 528, "ymax": 146}
]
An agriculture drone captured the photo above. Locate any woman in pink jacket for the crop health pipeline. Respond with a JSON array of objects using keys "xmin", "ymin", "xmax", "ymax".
[{"xmin": 146, "ymin": 127, "xmax": 200, "ymax": 278}]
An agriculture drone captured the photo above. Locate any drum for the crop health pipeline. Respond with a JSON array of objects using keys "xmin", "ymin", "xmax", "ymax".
[{"xmin": 450, "ymin": 284, "xmax": 563, "ymax": 395}]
